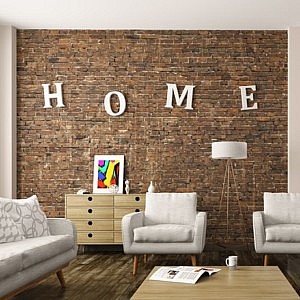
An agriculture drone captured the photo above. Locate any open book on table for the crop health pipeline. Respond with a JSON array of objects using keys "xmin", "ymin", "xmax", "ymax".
[{"xmin": 149, "ymin": 266, "xmax": 221, "ymax": 284}]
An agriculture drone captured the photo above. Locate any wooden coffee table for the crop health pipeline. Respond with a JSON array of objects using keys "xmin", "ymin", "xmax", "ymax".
[{"xmin": 131, "ymin": 266, "xmax": 299, "ymax": 299}]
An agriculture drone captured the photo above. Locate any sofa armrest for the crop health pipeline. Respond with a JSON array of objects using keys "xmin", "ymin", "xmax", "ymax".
[
  {"xmin": 193, "ymin": 212, "xmax": 207, "ymax": 252},
  {"xmin": 47, "ymin": 218, "xmax": 77, "ymax": 245},
  {"xmin": 253, "ymin": 211, "xmax": 266, "ymax": 253},
  {"xmin": 122, "ymin": 212, "xmax": 144, "ymax": 253}
]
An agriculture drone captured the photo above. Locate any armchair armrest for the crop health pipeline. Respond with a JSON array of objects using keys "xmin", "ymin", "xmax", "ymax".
[
  {"xmin": 47, "ymin": 218, "xmax": 77, "ymax": 245},
  {"xmin": 122, "ymin": 212, "xmax": 144, "ymax": 253},
  {"xmin": 253, "ymin": 211, "xmax": 266, "ymax": 253},
  {"xmin": 193, "ymin": 212, "xmax": 207, "ymax": 252}
]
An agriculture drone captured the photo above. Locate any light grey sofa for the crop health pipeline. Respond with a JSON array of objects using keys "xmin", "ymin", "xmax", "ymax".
[
  {"xmin": 0, "ymin": 217, "xmax": 77, "ymax": 299},
  {"xmin": 253, "ymin": 192, "xmax": 300, "ymax": 266},
  {"xmin": 122, "ymin": 192, "xmax": 207, "ymax": 274},
  {"xmin": 0, "ymin": 195, "xmax": 78, "ymax": 298}
]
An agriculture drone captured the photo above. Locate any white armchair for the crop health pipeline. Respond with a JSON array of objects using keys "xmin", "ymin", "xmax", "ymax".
[
  {"xmin": 122, "ymin": 192, "xmax": 207, "ymax": 274},
  {"xmin": 253, "ymin": 192, "xmax": 300, "ymax": 266}
]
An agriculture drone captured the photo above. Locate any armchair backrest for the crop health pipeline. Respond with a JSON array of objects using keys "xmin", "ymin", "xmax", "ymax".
[
  {"xmin": 144, "ymin": 192, "xmax": 197, "ymax": 226},
  {"xmin": 264, "ymin": 192, "xmax": 300, "ymax": 225}
]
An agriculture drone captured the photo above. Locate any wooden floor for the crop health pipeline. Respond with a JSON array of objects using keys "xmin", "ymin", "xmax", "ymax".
[{"xmin": 13, "ymin": 245, "xmax": 300, "ymax": 300}]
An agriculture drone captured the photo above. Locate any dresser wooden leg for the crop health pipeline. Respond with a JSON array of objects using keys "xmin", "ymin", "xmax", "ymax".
[
  {"xmin": 144, "ymin": 254, "xmax": 148, "ymax": 264},
  {"xmin": 133, "ymin": 255, "xmax": 138, "ymax": 275},
  {"xmin": 191, "ymin": 255, "xmax": 197, "ymax": 266},
  {"xmin": 264, "ymin": 255, "xmax": 268, "ymax": 266}
]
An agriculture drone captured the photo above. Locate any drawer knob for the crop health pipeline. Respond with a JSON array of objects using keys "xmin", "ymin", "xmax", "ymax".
[
  {"xmin": 135, "ymin": 208, "xmax": 140, "ymax": 212},
  {"xmin": 88, "ymin": 197, "xmax": 93, "ymax": 201},
  {"xmin": 88, "ymin": 233, "xmax": 93, "ymax": 238},
  {"xmin": 88, "ymin": 208, "xmax": 93, "ymax": 213},
  {"xmin": 88, "ymin": 221, "xmax": 93, "ymax": 226},
  {"xmin": 135, "ymin": 197, "xmax": 140, "ymax": 201}
]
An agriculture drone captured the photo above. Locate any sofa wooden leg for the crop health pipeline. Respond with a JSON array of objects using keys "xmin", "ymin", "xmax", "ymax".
[
  {"xmin": 264, "ymin": 255, "xmax": 268, "ymax": 266},
  {"xmin": 56, "ymin": 270, "xmax": 66, "ymax": 289},
  {"xmin": 133, "ymin": 255, "xmax": 138, "ymax": 275},
  {"xmin": 191, "ymin": 255, "xmax": 197, "ymax": 266},
  {"xmin": 144, "ymin": 254, "xmax": 148, "ymax": 264}
]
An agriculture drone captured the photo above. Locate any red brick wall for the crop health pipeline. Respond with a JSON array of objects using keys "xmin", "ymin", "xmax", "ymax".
[{"xmin": 17, "ymin": 30, "xmax": 287, "ymax": 244}]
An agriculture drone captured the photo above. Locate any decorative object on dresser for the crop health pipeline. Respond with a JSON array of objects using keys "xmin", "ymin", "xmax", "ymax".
[
  {"xmin": 122, "ymin": 192, "xmax": 207, "ymax": 275},
  {"xmin": 253, "ymin": 192, "xmax": 300, "ymax": 266},
  {"xmin": 211, "ymin": 141, "xmax": 247, "ymax": 241},
  {"xmin": 65, "ymin": 194, "xmax": 145, "ymax": 245},
  {"xmin": 93, "ymin": 155, "xmax": 124, "ymax": 194},
  {"xmin": 147, "ymin": 181, "xmax": 155, "ymax": 193}
]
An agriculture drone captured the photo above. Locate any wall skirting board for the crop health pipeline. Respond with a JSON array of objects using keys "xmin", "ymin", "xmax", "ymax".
[{"xmin": 2, "ymin": 28, "xmax": 292, "ymax": 244}]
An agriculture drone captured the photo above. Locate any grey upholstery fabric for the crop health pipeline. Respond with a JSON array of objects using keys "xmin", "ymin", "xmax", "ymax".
[
  {"xmin": 266, "ymin": 224, "xmax": 300, "ymax": 242},
  {"xmin": 134, "ymin": 224, "xmax": 194, "ymax": 243},
  {"xmin": 144, "ymin": 192, "xmax": 197, "ymax": 226},
  {"xmin": 122, "ymin": 192, "xmax": 206, "ymax": 255},
  {"xmin": 253, "ymin": 192, "xmax": 300, "ymax": 255}
]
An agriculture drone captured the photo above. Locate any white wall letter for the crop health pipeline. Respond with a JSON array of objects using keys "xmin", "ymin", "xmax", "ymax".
[
  {"xmin": 165, "ymin": 83, "xmax": 195, "ymax": 110},
  {"xmin": 104, "ymin": 91, "xmax": 126, "ymax": 116},
  {"xmin": 239, "ymin": 85, "xmax": 257, "ymax": 111},
  {"xmin": 42, "ymin": 82, "xmax": 64, "ymax": 108}
]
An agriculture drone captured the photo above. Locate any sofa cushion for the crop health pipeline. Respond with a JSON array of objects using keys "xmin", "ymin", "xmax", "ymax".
[
  {"xmin": 0, "ymin": 195, "xmax": 50, "ymax": 238},
  {"xmin": 0, "ymin": 234, "xmax": 74, "ymax": 269},
  {"xmin": 133, "ymin": 224, "xmax": 194, "ymax": 243},
  {"xmin": 265, "ymin": 224, "xmax": 300, "ymax": 242},
  {"xmin": 264, "ymin": 192, "xmax": 300, "ymax": 225},
  {"xmin": 144, "ymin": 192, "xmax": 197, "ymax": 226},
  {"xmin": 0, "ymin": 252, "xmax": 23, "ymax": 281},
  {"xmin": 0, "ymin": 208, "xmax": 25, "ymax": 243}
]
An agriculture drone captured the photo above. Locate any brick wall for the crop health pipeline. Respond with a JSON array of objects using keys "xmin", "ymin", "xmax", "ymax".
[{"xmin": 17, "ymin": 30, "xmax": 287, "ymax": 244}]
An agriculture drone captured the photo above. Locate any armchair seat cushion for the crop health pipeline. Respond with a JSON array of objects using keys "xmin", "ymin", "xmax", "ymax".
[
  {"xmin": 133, "ymin": 224, "xmax": 194, "ymax": 243},
  {"xmin": 265, "ymin": 224, "xmax": 300, "ymax": 242}
]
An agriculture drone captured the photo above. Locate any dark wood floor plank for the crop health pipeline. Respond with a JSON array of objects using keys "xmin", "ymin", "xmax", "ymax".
[{"xmin": 12, "ymin": 247, "xmax": 300, "ymax": 299}]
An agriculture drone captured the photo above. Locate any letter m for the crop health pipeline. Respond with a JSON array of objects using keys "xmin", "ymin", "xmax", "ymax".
[{"xmin": 165, "ymin": 83, "xmax": 195, "ymax": 110}]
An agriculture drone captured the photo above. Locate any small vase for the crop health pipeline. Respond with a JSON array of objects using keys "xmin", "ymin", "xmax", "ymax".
[
  {"xmin": 148, "ymin": 181, "xmax": 155, "ymax": 193},
  {"xmin": 125, "ymin": 180, "xmax": 130, "ymax": 194}
]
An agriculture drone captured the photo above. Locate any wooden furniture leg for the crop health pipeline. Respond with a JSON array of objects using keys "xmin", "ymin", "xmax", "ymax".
[
  {"xmin": 191, "ymin": 255, "xmax": 197, "ymax": 266},
  {"xmin": 144, "ymin": 254, "xmax": 148, "ymax": 264},
  {"xmin": 264, "ymin": 254, "xmax": 268, "ymax": 266},
  {"xmin": 56, "ymin": 270, "xmax": 66, "ymax": 288},
  {"xmin": 133, "ymin": 255, "xmax": 138, "ymax": 275}
]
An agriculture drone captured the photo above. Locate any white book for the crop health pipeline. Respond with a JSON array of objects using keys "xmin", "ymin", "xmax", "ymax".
[{"xmin": 149, "ymin": 266, "xmax": 221, "ymax": 284}]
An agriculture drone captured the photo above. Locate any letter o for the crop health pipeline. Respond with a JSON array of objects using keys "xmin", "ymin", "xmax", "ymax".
[{"xmin": 104, "ymin": 91, "xmax": 126, "ymax": 116}]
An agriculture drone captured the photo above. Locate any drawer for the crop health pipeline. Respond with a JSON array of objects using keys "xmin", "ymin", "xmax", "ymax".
[
  {"xmin": 114, "ymin": 207, "xmax": 142, "ymax": 219},
  {"xmin": 114, "ymin": 195, "xmax": 145, "ymax": 207},
  {"xmin": 114, "ymin": 231, "xmax": 123, "ymax": 244},
  {"xmin": 72, "ymin": 219, "xmax": 113, "ymax": 231},
  {"xmin": 77, "ymin": 231, "xmax": 114, "ymax": 244},
  {"xmin": 114, "ymin": 220, "xmax": 122, "ymax": 231},
  {"xmin": 66, "ymin": 207, "xmax": 113, "ymax": 219},
  {"xmin": 66, "ymin": 194, "xmax": 113, "ymax": 207}
]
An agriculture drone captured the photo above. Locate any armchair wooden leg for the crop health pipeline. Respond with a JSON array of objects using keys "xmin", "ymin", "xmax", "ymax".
[
  {"xmin": 191, "ymin": 255, "xmax": 197, "ymax": 266},
  {"xmin": 264, "ymin": 255, "xmax": 268, "ymax": 266},
  {"xmin": 56, "ymin": 270, "xmax": 66, "ymax": 289},
  {"xmin": 133, "ymin": 255, "xmax": 138, "ymax": 275}
]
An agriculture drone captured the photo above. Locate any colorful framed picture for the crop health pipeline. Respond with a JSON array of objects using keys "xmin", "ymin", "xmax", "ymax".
[{"xmin": 93, "ymin": 155, "xmax": 124, "ymax": 194}]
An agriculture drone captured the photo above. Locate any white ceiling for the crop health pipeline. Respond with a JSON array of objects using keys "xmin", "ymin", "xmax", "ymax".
[{"xmin": 0, "ymin": 0, "xmax": 300, "ymax": 30}]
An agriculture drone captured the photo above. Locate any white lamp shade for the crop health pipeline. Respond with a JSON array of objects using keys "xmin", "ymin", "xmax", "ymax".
[{"xmin": 212, "ymin": 141, "xmax": 247, "ymax": 159}]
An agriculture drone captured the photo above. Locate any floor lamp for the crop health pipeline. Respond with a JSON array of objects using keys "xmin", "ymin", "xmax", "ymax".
[{"xmin": 212, "ymin": 141, "xmax": 247, "ymax": 242}]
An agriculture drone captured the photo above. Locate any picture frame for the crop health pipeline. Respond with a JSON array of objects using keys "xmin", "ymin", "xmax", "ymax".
[{"xmin": 93, "ymin": 155, "xmax": 124, "ymax": 194}]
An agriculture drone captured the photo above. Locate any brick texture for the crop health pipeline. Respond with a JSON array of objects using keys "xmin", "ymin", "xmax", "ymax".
[{"xmin": 17, "ymin": 30, "xmax": 288, "ymax": 244}]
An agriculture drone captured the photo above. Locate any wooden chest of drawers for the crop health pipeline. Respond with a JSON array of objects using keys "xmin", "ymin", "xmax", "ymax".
[{"xmin": 65, "ymin": 194, "xmax": 145, "ymax": 245}]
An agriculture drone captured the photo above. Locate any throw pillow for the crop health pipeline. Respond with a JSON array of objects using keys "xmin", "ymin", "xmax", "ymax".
[
  {"xmin": 0, "ymin": 208, "xmax": 25, "ymax": 243},
  {"xmin": 0, "ymin": 195, "xmax": 50, "ymax": 238}
]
